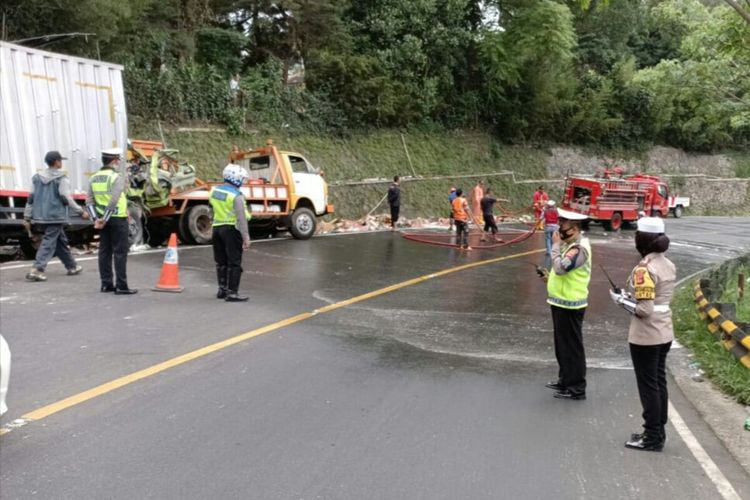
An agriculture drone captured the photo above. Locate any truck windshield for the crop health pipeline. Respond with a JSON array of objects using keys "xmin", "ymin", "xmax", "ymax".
[
  {"xmin": 657, "ymin": 184, "xmax": 668, "ymax": 198},
  {"xmin": 289, "ymin": 155, "xmax": 313, "ymax": 174},
  {"xmin": 572, "ymin": 186, "xmax": 592, "ymax": 210}
]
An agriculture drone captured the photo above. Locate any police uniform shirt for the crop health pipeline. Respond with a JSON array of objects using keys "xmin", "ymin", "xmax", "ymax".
[{"xmin": 627, "ymin": 252, "xmax": 676, "ymax": 346}]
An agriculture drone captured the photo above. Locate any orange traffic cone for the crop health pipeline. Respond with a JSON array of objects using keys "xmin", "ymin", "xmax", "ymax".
[{"xmin": 153, "ymin": 233, "xmax": 184, "ymax": 293}]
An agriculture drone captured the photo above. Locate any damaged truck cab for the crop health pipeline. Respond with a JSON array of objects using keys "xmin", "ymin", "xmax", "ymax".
[{"xmin": 141, "ymin": 140, "xmax": 333, "ymax": 245}]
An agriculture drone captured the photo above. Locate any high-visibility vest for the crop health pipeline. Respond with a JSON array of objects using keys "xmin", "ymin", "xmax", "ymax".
[
  {"xmin": 209, "ymin": 185, "xmax": 251, "ymax": 227},
  {"xmin": 452, "ymin": 197, "xmax": 468, "ymax": 221},
  {"xmin": 547, "ymin": 237, "xmax": 592, "ymax": 309},
  {"xmin": 90, "ymin": 168, "xmax": 127, "ymax": 217}
]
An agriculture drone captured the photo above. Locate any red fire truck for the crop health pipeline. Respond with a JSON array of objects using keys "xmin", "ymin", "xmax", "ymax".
[{"xmin": 560, "ymin": 169, "xmax": 669, "ymax": 231}]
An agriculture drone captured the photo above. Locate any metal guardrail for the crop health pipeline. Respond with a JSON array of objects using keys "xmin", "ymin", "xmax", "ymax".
[{"xmin": 693, "ymin": 280, "xmax": 750, "ymax": 369}]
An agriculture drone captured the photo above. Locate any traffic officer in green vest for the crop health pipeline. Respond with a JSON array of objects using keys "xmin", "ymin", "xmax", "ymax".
[
  {"xmin": 86, "ymin": 148, "xmax": 137, "ymax": 295},
  {"xmin": 209, "ymin": 164, "xmax": 251, "ymax": 302},
  {"xmin": 539, "ymin": 208, "xmax": 591, "ymax": 400}
]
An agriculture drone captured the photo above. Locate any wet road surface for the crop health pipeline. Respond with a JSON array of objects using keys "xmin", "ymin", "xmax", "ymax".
[{"xmin": 1, "ymin": 217, "xmax": 749, "ymax": 499}]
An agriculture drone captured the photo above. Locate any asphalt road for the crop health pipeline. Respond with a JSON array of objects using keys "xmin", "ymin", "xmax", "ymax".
[{"xmin": 1, "ymin": 217, "xmax": 749, "ymax": 499}]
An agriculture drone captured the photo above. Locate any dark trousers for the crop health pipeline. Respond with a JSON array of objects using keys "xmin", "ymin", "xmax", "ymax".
[
  {"xmin": 483, "ymin": 214, "xmax": 498, "ymax": 234},
  {"xmin": 33, "ymin": 224, "xmax": 77, "ymax": 271},
  {"xmin": 212, "ymin": 226, "xmax": 243, "ymax": 270},
  {"xmin": 99, "ymin": 217, "xmax": 129, "ymax": 289},
  {"xmin": 630, "ymin": 342, "xmax": 671, "ymax": 438},
  {"xmin": 455, "ymin": 220, "xmax": 469, "ymax": 247},
  {"xmin": 551, "ymin": 306, "xmax": 587, "ymax": 396},
  {"xmin": 390, "ymin": 205, "xmax": 400, "ymax": 226}
]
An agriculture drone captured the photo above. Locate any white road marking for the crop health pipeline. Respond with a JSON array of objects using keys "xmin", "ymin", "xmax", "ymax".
[{"xmin": 668, "ymin": 401, "xmax": 742, "ymax": 500}]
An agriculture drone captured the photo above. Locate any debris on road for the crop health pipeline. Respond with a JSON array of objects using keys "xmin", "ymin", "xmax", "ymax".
[{"xmin": 315, "ymin": 213, "xmax": 533, "ymax": 235}]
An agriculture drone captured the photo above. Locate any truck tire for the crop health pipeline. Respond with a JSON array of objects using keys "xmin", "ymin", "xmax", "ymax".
[
  {"xmin": 185, "ymin": 204, "xmax": 213, "ymax": 245},
  {"xmin": 289, "ymin": 207, "xmax": 316, "ymax": 240},
  {"xmin": 604, "ymin": 212, "xmax": 623, "ymax": 232},
  {"xmin": 178, "ymin": 213, "xmax": 195, "ymax": 245},
  {"xmin": 673, "ymin": 205, "xmax": 683, "ymax": 218},
  {"xmin": 651, "ymin": 209, "xmax": 662, "ymax": 218}
]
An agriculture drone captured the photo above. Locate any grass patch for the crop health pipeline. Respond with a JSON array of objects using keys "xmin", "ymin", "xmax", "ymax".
[
  {"xmin": 716, "ymin": 263, "xmax": 750, "ymax": 323},
  {"xmin": 673, "ymin": 280, "xmax": 750, "ymax": 405}
]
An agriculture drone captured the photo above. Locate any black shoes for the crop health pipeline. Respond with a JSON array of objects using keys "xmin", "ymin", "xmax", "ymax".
[
  {"xmin": 545, "ymin": 381, "xmax": 565, "ymax": 391},
  {"xmin": 625, "ymin": 435, "xmax": 664, "ymax": 452},
  {"xmin": 225, "ymin": 292, "xmax": 248, "ymax": 302},
  {"xmin": 101, "ymin": 284, "xmax": 137, "ymax": 294},
  {"xmin": 224, "ymin": 267, "xmax": 248, "ymax": 302},
  {"xmin": 216, "ymin": 266, "xmax": 228, "ymax": 299},
  {"xmin": 553, "ymin": 390, "xmax": 586, "ymax": 401}
]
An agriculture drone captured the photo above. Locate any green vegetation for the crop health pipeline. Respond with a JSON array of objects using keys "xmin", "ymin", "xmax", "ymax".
[
  {"xmin": 716, "ymin": 262, "xmax": 750, "ymax": 322},
  {"xmin": 672, "ymin": 258, "xmax": 750, "ymax": 405},
  {"xmin": 3, "ymin": 0, "xmax": 749, "ymax": 151},
  {"xmin": 130, "ymin": 125, "xmax": 547, "ymax": 219}
]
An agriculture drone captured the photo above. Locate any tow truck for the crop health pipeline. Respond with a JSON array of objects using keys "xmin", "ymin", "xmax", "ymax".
[
  {"xmin": 560, "ymin": 169, "xmax": 670, "ymax": 231},
  {"xmin": 129, "ymin": 139, "xmax": 333, "ymax": 245}
]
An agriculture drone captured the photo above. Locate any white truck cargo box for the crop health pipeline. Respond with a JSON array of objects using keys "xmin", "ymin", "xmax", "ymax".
[{"xmin": 0, "ymin": 41, "xmax": 127, "ymax": 194}]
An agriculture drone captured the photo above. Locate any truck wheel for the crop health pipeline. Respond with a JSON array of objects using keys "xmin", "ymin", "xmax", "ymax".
[
  {"xmin": 651, "ymin": 209, "xmax": 662, "ymax": 218},
  {"xmin": 178, "ymin": 213, "xmax": 195, "ymax": 245},
  {"xmin": 185, "ymin": 204, "xmax": 213, "ymax": 244},
  {"xmin": 673, "ymin": 205, "xmax": 683, "ymax": 218},
  {"xmin": 289, "ymin": 207, "xmax": 316, "ymax": 240},
  {"xmin": 604, "ymin": 213, "xmax": 623, "ymax": 232}
]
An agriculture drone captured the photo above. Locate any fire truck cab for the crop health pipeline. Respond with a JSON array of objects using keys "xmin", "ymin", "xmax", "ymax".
[{"xmin": 561, "ymin": 169, "xmax": 669, "ymax": 231}]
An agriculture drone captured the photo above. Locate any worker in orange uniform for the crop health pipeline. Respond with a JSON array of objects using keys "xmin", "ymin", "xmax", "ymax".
[
  {"xmin": 452, "ymin": 188, "xmax": 471, "ymax": 250},
  {"xmin": 533, "ymin": 185, "xmax": 549, "ymax": 230}
]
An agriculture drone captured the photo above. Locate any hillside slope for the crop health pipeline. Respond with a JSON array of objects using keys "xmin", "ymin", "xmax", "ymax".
[{"xmin": 131, "ymin": 125, "xmax": 750, "ymax": 220}]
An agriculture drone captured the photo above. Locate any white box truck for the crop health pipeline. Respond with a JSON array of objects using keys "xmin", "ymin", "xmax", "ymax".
[{"xmin": 0, "ymin": 41, "xmax": 127, "ymax": 255}]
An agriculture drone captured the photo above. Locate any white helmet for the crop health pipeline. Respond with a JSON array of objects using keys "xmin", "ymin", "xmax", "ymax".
[
  {"xmin": 547, "ymin": 200, "xmax": 556, "ymax": 207},
  {"xmin": 223, "ymin": 164, "xmax": 249, "ymax": 187}
]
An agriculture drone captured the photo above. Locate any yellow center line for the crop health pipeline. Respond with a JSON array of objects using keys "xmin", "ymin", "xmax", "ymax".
[{"xmin": 13, "ymin": 247, "xmax": 544, "ymax": 429}]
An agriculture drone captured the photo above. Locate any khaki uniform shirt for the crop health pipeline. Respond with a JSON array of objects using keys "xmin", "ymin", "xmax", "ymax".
[{"xmin": 627, "ymin": 252, "xmax": 676, "ymax": 345}]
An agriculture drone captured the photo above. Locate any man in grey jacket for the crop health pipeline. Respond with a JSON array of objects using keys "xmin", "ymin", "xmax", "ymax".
[{"xmin": 23, "ymin": 151, "xmax": 89, "ymax": 282}]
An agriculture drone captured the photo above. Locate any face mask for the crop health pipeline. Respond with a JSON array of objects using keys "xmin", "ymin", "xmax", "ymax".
[{"xmin": 560, "ymin": 227, "xmax": 575, "ymax": 241}]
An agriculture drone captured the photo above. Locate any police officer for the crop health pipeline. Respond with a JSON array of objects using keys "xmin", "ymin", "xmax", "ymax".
[
  {"xmin": 209, "ymin": 164, "xmax": 251, "ymax": 302},
  {"xmin": 86, "ymin": 148, "xmax": 137, "ymax": 294},
  {"xmin": 610, "ymin": 217, "xmax": 675, "ymax": 451},
  {"xmin": 542, "ymin": 209, "xmax": 591, "ymax": 400}
]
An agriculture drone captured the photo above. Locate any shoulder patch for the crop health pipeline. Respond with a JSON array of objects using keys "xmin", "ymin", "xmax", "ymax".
[{"xmin": 633, "ymin": 266, "xmax": 656, "ymax": 300}]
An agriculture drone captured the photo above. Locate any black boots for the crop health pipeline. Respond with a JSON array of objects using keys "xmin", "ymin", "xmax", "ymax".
[
  {"xmin": 216, "ymin": 266, "xmax": 228, "ymax": 299},
  {"xmin": 625, "ymin": 431, "xmax": 665, "ymax": 452},
  {"xmin": 225, "ymin": 267, "xmax": 248, "ymax": 302}
]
